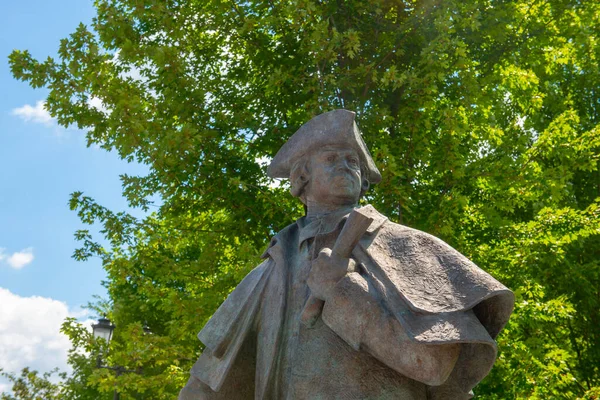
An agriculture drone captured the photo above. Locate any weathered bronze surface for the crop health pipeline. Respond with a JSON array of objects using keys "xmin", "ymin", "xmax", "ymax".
[{"xmin": 179, "ymin": 110, "xmax": 514, "ymax": 399}]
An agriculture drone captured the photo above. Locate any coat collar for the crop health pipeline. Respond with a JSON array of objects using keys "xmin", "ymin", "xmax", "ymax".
[
  {"xmin": 261, "ymin": 205, "xmax": 388, "ymax": 260},
  {"xmin": 297, "ymin": 207, "xmax": 352, "ymax": 247}
]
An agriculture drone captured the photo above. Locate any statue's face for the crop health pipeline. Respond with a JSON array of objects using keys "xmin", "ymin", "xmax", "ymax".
[{"xmin": 304, "ymin": 146, "xmax": 362, "ymax": 207}]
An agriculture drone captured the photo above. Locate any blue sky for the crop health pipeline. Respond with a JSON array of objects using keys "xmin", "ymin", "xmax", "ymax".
[{"xmin": 0, "ymin": 0, "xmax": 148, "ymax": 382}]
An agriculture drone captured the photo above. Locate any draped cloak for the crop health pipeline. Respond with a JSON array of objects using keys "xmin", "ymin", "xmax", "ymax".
[{"xmin": 184, "ymin": 205, "xmax": 514, "ymax": 399}]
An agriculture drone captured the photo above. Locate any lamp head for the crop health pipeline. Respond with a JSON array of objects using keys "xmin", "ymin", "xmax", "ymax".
[{"xmin": 92, "ymin": 316, "xmax": 115, "ymax": 343}]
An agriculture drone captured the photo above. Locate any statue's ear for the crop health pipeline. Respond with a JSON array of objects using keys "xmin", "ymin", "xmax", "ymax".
[
  {"xmin": 290, "ymin": 160, "xmax": 309, "ymax": 198},
  {"xmin": 360, "ymin": 176, "xmax": 370, "ymax": 196},
  {"xmin": 362, "ymin": 178, "xmax": 370, "ymax": 191}
]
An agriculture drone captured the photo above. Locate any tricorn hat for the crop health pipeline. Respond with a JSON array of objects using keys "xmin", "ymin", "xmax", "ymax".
[{"xmin": 267, "ymin": 109, "xmax": 382, "ymax": 184}]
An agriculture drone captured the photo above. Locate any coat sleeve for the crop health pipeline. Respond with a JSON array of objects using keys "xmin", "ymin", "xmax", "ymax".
[
  {"xmin": 186, "ymin": 259, "xmax": 272, "ymax": 394},
  {"xmin": 321, "ymin": 272, "xmax": 463, "ymax": 387},
  {"xmin": 320, "ymin": 219, "xmax": 513, "ymax": 396},
  {"xmin": 179, "ymin": 376, "xmax": 222, "ymax": 400},
  {"xmin": 178, "ymin": 328, "xmax": 258, "ymax": 400},
  {"xmin": 321, "ymin": 268, "xmax": 503, "ymax": 398}
]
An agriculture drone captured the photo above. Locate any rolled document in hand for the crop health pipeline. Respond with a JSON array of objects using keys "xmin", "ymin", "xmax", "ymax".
[{"xmin": 300, "ymin": 208, "xmax": 374, "ymax": 328}]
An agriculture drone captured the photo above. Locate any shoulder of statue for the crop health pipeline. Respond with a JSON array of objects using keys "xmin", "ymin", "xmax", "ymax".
[
  {"xmin": 360, "ymin": 207, "xmax": 466, "ymax": 262},
  {"xmin": 360, "ymin": 205, "xmax": 443, "ymax": 244},
  {"xmin": 356, "ymin": 204, "xmax": 389, "ymax": 235},
  {"xmin": 377, "ymin": 217, "xmax": 455, "ymax": 252}
]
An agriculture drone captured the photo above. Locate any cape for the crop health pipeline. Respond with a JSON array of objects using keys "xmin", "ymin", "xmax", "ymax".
[{"xmin": 190, "ymin": 205, "xmax": 514, "ymax": 398}]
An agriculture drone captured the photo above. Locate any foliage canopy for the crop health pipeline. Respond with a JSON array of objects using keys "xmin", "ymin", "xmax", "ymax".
[{"xmin": 7, "ymin": 0, "xmax": 600, "ymax": 398}]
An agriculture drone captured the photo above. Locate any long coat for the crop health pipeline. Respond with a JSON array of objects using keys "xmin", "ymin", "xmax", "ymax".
[{"xmin": 180, "ymin": 205, "xmax": 514, "ymax": 399}]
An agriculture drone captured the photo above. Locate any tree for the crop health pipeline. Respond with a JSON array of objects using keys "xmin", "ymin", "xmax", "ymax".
[
  {"xmin": 9, "ymin": 0, "xmax": 599, "ymax": 398},
  {"xmin": 0, "ymin": 324, "xmax": 110, "ymax": 400},
  {"xmin": 1, "ymin": 368, "xmax": 64, "ymax": 400}
]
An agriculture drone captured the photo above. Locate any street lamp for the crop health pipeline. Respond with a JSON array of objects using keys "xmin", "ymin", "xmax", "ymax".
[{"xmin": 92, "ymin": 316, "xmax": 146, "ymax": 400}]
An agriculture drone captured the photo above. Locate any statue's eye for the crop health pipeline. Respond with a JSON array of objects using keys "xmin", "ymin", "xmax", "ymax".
[
  {"xmin": 348, "ymin": 157, "xmax": 359, "ymax": 166},
  {"xmin": 326, "ymin": 154, "xmax": 336, "ymax": 162}
]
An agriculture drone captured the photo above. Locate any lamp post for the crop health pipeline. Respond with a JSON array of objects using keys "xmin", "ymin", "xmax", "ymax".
[{"xmin": 92, "ymin": 316, "xmax": 144, "ymax": 400}]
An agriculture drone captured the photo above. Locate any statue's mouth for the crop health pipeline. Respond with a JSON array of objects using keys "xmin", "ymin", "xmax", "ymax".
[{"xmin": 330, "ymin": 173, "xmax": 357, "ymax": 189}]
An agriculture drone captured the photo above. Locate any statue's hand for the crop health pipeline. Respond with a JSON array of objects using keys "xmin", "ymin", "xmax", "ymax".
[{"xmin": 307, "ymin": 248, "xmax": 356, "ymax": 301}]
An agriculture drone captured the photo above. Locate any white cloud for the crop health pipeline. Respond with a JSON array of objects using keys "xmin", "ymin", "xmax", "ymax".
[
  {"xmin": 0, "ymin": 288, "xmax": 75, "ymax": 376},
  {"xmin": 0, "ymin": 382, "xmax": 10, "ymax": 394},
  {"xmin": 0, "ymin": 248, "xmax": 34, "ymax": 270},
  {"xmin": 11, "ymin": 101, "xmax": 54, "ymax": 126},
  {"xmin": 0, "ymin": 288, "xmax": 96, "ymax": 396},
  {"xmin": 68, "ymin": 307, "xmax": 90, "ymax": 319}
]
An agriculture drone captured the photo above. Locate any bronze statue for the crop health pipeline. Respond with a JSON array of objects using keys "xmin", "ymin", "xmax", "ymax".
[{"xmin": 179, "ymin": 110, "xmax": 513, "ymax": 399}]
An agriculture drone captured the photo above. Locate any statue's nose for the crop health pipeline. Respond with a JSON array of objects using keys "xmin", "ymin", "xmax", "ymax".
[{"xmin": 336, "ymin": 159, "xmax": 352, "ymax": 171}]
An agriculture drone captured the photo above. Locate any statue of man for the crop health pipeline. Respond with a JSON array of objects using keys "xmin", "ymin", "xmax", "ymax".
[{"xmin": 179, "ymin": 110, "xmax": 514, "ymax": 399}]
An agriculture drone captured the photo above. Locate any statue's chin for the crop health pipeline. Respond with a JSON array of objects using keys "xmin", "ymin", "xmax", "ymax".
[{"xmin": 322, "ymin": 193, "xmax": 359, "ymax": 208}]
